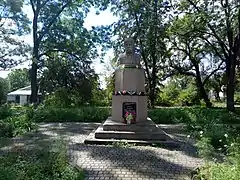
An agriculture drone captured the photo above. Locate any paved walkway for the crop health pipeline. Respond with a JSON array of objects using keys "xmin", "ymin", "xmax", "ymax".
[{"xmin": 0, "ymin": 123, "xmax": 204, "ymax": 180}]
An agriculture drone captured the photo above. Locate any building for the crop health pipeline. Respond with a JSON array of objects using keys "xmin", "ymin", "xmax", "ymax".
[{"xmin": 7, "ymin": 86, "xmax": 41, "ymax": 105}]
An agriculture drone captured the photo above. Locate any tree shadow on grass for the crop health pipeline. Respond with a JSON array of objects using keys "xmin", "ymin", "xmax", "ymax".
[{"xmin": 0, "ymin": 123, "xmax": 98, "ymax": 155}]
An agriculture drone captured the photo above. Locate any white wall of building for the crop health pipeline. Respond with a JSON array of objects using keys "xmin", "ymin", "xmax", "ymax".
[
  {"xmin": 20, "ymin": 95, "xmax": 27, "ymax": 105},
  {"xmin": 7, "ymin": 95, "xmax": 15, "ymax": 102}
]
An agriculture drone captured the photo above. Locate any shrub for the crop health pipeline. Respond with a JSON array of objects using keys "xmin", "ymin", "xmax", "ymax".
[
  {"xmin": 195, "ymin": 137, "xmax": 240, "ymax": 180},
  {"xmin": 0, "ymin": 105, "xmax": 36, "ymax": 138},
  {"xmin": 0, "ymin": 105, "xmax": 12, "ymax": 119},
  {"xmin": 33, "ymin": 106, "xmax": 111, "ymax": 123},
  {"xmin": 0, "ymin": 120, "xmax": 14, "ymax": 137},
  {"xmin": 148, "ymin": 108, "xmax": 189, "ymax": 124},
  {"xmin": 6, "ymin": 114, "xmax": 35, "ymax": 137}
]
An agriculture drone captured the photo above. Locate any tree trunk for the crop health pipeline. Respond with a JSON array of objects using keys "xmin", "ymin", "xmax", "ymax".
[
  {"xmin": 195, "ymin": 68, "xmax": 212, "ymax": 108},
  {"xmin": 149, "ymin": 84, "xmax": 155, "ymax": 108},
  {"xmin": 226, "ymin": 56, "xmax": 236, "ymax": 112},
  {"xmin": 30, "ymin": 13, "xmax": 39, "ymax": 104},
  {"xmin": 30, "ymin": 61, "xmax": 38, "ymax": 104}
]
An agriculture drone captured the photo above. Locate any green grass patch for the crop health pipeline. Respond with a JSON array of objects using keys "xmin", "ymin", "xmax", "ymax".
[
  {"xmin": 0, "ymin": 138, "xmax": 84, "ymax": 180},
  {"xmin": 195, "ymin": 138, "xmax": 240, "ymax": 180}
]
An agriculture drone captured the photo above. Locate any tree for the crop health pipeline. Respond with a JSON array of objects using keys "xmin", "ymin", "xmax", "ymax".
[
  {"xmin": 102, "ymin": 57, "xmax": 118, "ymax": 105},
  {"xmin": 28, "ymin": 0, "xmax": 112, "ymax": 104},
  {"xmin": 178, "ymin": 0, "xmax": 240, "ymax": 111},
  {"xmin": 0, "ymin": 0, "xmax": 30, "ymax": 70},
  {"xmin": 167, "ymin": 14, "xmax": 225, "ymax": 107},
  {"xmin": 7, "ymin": 68, "xmax": 30, "ymax": 91}
]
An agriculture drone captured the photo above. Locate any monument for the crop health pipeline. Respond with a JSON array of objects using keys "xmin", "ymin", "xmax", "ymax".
[{"xmin": 85, "ymin": 38, "xmax": 178, "ymax": 146}]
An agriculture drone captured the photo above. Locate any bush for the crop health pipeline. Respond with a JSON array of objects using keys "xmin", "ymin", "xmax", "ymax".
[
  {"xmin": 0, "ymin": 139, "xmax": 84, "ymax": 180},
  {"xmin": 234, "ymin": 92, "xmax": 240, "ymax": 104},
  {"xmin": 148, "ymin": 108, "xmax": 189, "ymax": 124},
  {"xmin": 0, "ymin": 121, "xmax": 14, "ymax": 137},
  {"xmin": 32, "ymin": 106, "xmax": 111, "ymax": 123},
  {"xmin": 0, "ymin": 105, "xmax": 12, "ymax": 119},
  {"xmin": 6, "ymin": 114, "xmax": 35, "ymax": 137},
  {"xmin": 195, "ymin": 137, "xmax": 240, "ymax": 180},
  {"xmin": 178, "ymin": 87, "xmax": 200, "ymax": 106},
  {"xmin": 0, "ymin": 105, "xmax": 36, "ymax": 138},
  {"xmin": 148, "ymin": 107, "xmax": 239, "ymax": 124}
]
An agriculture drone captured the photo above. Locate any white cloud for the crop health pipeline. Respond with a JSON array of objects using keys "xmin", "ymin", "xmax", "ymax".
[{"xmin": 84, "ymin": 7, "xmax": 118, "ymax": 30}]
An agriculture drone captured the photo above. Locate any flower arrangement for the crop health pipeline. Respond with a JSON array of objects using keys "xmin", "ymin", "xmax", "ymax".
[
  {"xmin": 114, "ymin": 90, "xmax": 145, "ymax": 96},
  {"xmin": 124, "ymin": 111, "xmax": 136, "ymax": 124}
]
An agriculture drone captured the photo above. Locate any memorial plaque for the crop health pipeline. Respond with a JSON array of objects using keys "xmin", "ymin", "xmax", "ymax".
[{"xmin": 122, "ymin": 102, "xmax": 137, "ymax": 123}]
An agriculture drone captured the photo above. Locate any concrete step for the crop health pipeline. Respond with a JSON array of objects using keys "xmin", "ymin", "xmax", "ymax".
[
  {"xmin": 84, "ymin": 129, "xmax": 181, "ymax": 149},
  {"xmin": 95, "ymin": 126, "xmax": 170, "ymax": 141},
  {"xmin": 102, "ymin": 118, "xmax": 158, "ymax": 132}
]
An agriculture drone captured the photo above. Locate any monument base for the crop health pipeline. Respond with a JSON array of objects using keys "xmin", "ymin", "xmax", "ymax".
[{"xmin": 84, "ymin": 117, "xmax": 180, "ymax": 148}]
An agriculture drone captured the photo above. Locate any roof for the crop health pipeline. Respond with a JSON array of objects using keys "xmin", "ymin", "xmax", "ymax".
[{"xmin": 7, "ymin": 86, "xmax": 41, "ymax": 96}]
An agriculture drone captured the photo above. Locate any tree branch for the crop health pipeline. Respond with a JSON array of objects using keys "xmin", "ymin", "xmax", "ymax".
[
  {"xmin": 38, "ymin": 0, "xmax": 72, "ymax": 42},
  {"xmin": 186, "ymin": 0, "xmax": 229, "ymax": 59},
  {"xmin": 30, "ymin": 0, "xmax": 36, "ymax": 13},
  {"xmin": 201, "ymin": 36, "xmax": 226, "ymax": 62},
  {"xmin": 203, "ymin": 60, "xmax": 225, "ymax": 85}
]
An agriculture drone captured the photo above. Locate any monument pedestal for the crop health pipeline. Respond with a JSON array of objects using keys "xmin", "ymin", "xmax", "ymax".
[
  {"xmin": 84, "ymin": 116, "xmax": 180, "ymax": 148},
  {"xmin": 84, "ymin": 38, "xmax": 179, "ymax": 148},
  {"xmin": 95, "ymin": 117, "xmax": 171, "ymax": 141},
  {"xmin": 112, "ymin": 95, "xmax": 147, "ymax": 123}
]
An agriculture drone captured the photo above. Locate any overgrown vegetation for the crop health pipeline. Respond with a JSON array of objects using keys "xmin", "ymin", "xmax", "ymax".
[
  {"xmin": 0, "ymin": 105, "xmax": 35, "ymax": 138},
  {"xmin": 0, "ymin": 139, "xmax": 84, "ymax": 180},
  {"xmin": 193, "ymin": 135, "xmax": 240, "ymax": 180}
]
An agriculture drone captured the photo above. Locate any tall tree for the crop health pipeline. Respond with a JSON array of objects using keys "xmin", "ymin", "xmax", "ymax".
[
  {"xmin": 0, "ymin": 0, "xmax": 30, "ymax": 69},
  {"xmin": 28, "ymin": 0, "xmax": 111, "ymax": 104},
  {"xmin": 177, "ymin": 0, "xmax": 240, "ymax": 111},
  {"xmin": 167, "ymin": 14, "xmax": 225, "ymax": 107}
]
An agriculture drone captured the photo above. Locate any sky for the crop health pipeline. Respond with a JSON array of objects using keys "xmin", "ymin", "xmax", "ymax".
[{"xmin": 0, "ymin": 4, "xmax": 118, "ymax": 88}]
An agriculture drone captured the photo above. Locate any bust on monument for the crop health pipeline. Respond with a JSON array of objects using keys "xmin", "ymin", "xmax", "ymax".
[{"xmin": 117, "ymin": 38, "xmax": 141, "ymax": 68}]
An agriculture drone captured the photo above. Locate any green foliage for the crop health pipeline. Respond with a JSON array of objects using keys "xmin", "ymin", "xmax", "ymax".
[
  {"xmin": 234, "ymin": 92, "xmax": 240, "ymax": 104},
  {"xmin": 157, "ymin": 77, "xmax": 200, "ymax": 106},
  {"xmin": 0, "ymin": 105, "xmax": 12, "ymax": 119},
  {"xmin": 0, "ymin": 0, "xmax": 30, "ymax": 70},
  {"xmin": 178, "ymin": 86, "xmax": 200, "ymax": 106},
  {"xmin": 0, "ymin": 139, "xmax": 84, "ymax": 180},
  {"xmin": 32, "ymin": 106, "xmax": 110, "ymax": 123},
  {"xmin": 7, "ymin": 68, "xmax": 30, "ymax": 91},
  {"xmin": 195, "ymin": 136, "xmax": 215, "ymax": 159},
  {"xmin": 0, "ymin": 120, "xmax": 14, "ymax": 137},
  {"xmin": 195, "ymin": 138, "xmax": 240, "ymax": 180},
  {"xmin": 157, "ymin": 80, "xmax": 180, "ymax": 106},
  {"xmin": 149, "ymin": 107, "xmax": 240, "ymax": 125},
  {"xmin": 5, "ymin": 114, "xmax": 35, "ymax": 137},
  {"xmin": 112, "ymin": 141, "xmax": 134, "ymax": 148},
  {"xmin": 0, "ymin": 105, "xmax": 35, "ymax": 138},
  {"xmin": 0, "ymin": 78, "xmax": 9, "ymax": 104}
]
